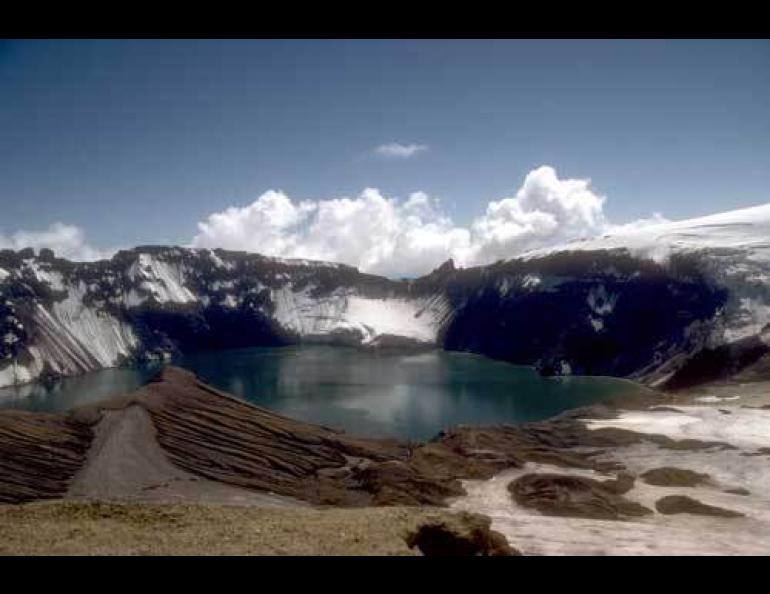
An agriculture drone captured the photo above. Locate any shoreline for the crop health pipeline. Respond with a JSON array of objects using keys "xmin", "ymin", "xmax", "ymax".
[
  {"xmin": 0, "ymin": 344, "xmax": 662, "ymax": 412},
  {"xmin": 1, "ymin": 364, "xmax": 768, "ymax": 555},
  {"xmin": 6, "ymin": 342, "xmax": 760, "ymax": 420},
  {"xmin": 0, "ymin": 342, "xmax": 665, "ymax": 393}
]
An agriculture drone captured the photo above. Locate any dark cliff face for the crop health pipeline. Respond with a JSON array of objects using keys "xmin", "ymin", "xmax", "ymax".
[
  {"xmin": 661, "ymin": 335, "xmax": 769, "ymax": 390},
  {"xmin": 128, "ymin": 304, "xmax": 291, "ymax": 354},
  {"xmin": 440, "ymin": 251, "xmax": 730, "ymax": 384}
]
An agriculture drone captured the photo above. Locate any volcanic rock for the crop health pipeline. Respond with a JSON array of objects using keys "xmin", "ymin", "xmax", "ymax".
[
  {"xmin": 508, "ymin": 472, "xmax": 653, "ymax": 520},
  {"xmin": 405, "ymin": 511, "xmax": 520, "ymax": 556},
  {"xmin": 655, "ymin": 495, "xmax": 745, "ymax": 518},
  {"xmin": 0, "ymin": 410, "xmax": 93, "ymax": 503},
  {"xmin": 640, "ymin": 467, "xmax": 711, "ymax": 488}
]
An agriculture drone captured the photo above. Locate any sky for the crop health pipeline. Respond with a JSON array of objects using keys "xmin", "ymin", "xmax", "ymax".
[{"xmin": 1, "ymin": 39, "xmax": 769, "ymax": 275}]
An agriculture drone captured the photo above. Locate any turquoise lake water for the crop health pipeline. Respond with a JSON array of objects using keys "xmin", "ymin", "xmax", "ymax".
[{"xmin": 0, "ymin": 345, "xmax": 653, "ymax": 440}]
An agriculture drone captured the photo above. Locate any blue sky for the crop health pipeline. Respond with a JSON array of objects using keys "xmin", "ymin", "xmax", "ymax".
[{"xmin": 1, "ymin": 39, "xmax": 769, "ymax": 273}]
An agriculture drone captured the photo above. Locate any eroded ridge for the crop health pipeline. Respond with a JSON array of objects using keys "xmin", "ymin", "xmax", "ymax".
[{"xmin": 0, "ymin": 410, "xmax": 93, "ymax": 503}]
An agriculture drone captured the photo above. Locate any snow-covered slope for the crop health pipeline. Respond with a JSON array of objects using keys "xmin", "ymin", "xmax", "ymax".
[
  {"xmin": 0, "ymin": 247, "xmax": 451, "ymax": 387},
  {"xmin": 525, "ymin": 203, "xmax": 770, "ymax": 264},
  {"xmin": 1, "ymin": 203, "xmax": 769, "ymax": 390},
  {"xmin": 271, "ymin": 287, "xmax": 451, "ymax": 344},
  {"xmin": 519, "ymin": 203, "xmax": 770, "ymax": 371}
]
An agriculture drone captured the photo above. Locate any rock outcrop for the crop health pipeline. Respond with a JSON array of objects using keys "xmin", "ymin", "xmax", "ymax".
[
  {"xmin": 640, "ymin": 467, "xmax": 711, "ymax": 487},
  {"xmin": 654, "ymin": 495, "xmax": 745, "ymax": 518},
  {"xmin": 507, "ymin": 473, "xmax": 653, "ymax": 520},
  {"xmin": 404, "ymin": 511, "xmax": 519, "ymax": 556},
  {"xmin": 0, "ymin": 410, "xmax": 93, "ymax": 503}
]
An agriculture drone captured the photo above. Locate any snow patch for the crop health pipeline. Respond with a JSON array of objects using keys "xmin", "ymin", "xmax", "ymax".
[
  {"xmin": 452, "ymin": 459, "xmax": 770, "ymax": 556},
  {"xmin": 127, "ymin": 253, "xmax": 197, "ymax": 305},
  {"xmin": 345, "ymin": 296, "xmax": 446, "ymax": 342},
  {"xmin": 497, "ymin": 277, "xmax": 514, "ymax": 297},
  {"xmin": 585, "ymin": 405, "xmax": 770, "ymax": 450},
  {"xmin": 271, "ymin": 286, "xmax": 451, "ymax": 344},
  {"xmin": 23, "ymin": 260, "xmax": 65, "ymax": 291},
  {"xmin": 222, "ymin": 294, "xmax": 239, "ymax": 309},
  {"xmin": 524, "ymin": 203, "xmax": 770, "ymax": 265},
  {"xmin": 49, "ymin": 282, "xmax": 139, "ymax": 367},
  {"xmin": 454, "ymin": 405, "xmax": 770, "ymax": 555},
  {"xmin": 587, "ymin": 284, "xmax": 617, "ymax": 316},
  {"xmin": 694, "ymin": 395, "xmax": 741, "ymax": 404},
  {"xmin": 0, "ymin": 358, "xmax": 43, "ymax": 387},
  {"xmin": 723, "ymin": 296, "xmax": 770, "ymax": 343},
  {"xmin": 270, "ymin": 256, "xmax": 343, "ymax": 269}
]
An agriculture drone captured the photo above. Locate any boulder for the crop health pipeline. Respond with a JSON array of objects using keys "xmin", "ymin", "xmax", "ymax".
[
  {"xmin": 640, "ymin": 467, "xmax": 711, "ymax": 487},
  {"xmin": 655, "ymin": 495, "xmax": 744, "ymax": 517},
  {"xmin": 405, "ymin": 512, "xmax": 520, "ymax": 556},
  {"xmin": 508, "ymin": 472, "xmax": 653, "ymax": 520}
]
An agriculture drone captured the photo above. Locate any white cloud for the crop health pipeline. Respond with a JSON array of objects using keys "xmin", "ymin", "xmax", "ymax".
[
  {"xmin": 193, "ymin": 190, "xmax": 318, "ymax": 258},
  {"xmin": 193, "ymin": 188, "xmax": 470, "ymax": 277},
  {"xmin": 374, "ymin": 142, "xmax": 428, "ymax": 159},
  {"xmin": 0, "ymin": 223, "xmax": 110, "ymax": 261},
  {"xmin": 192, "ymin": 165, "xmax": 658, "ymax": 277},
  {"xmin": 0, "ymin": 166, "xmax": 668, "ymax": 276},
  {"xmin": 464, "ymin": 166, "xmax": 609, "ymax": 264}
]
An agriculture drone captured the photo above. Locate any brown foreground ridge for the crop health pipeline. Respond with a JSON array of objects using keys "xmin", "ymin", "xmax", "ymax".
[
  {"xmin": 0, "ymin": 410, "xmax": 92, "ymax": 503},
  {"xmin": 3, "ymin": 365, "xmax": 768, "ymax": 555},
  {"xmin": 0, "ymin": 365, "xmax": 727, "ymax": 508}
]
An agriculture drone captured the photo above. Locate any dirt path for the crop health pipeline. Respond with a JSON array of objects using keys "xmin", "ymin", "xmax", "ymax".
[{"xmin": 66, "ymin": 404, "xmax": 304, "ymax": 508}]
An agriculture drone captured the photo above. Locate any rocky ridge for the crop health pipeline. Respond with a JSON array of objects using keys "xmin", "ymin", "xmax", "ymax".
[
  {"xmin": 0, "ymin": 234, "xmax": 770, "ymax": 388},
  {"xmin": 2, "ymin": 204, "xmax": 770, "ymax": 392}
]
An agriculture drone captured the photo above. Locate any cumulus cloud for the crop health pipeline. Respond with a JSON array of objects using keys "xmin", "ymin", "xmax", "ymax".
[
  {"xmin": 193, "ymin": 191, "xmax": 318, "ymax": 258},
  {"xmin": 0, "ymin": 223, "xmax": 111, "ymax": 261},
  {"xmin": 0, "ymin": 166, "xmax": 668, "ymax": 275},
  {"xmin": 464, "ymin": 166, "xmax": 608, "ymax": 264},
  {"xmin": 192, "ymin": 165, "xmax": 656, "ymax": 277},
  {"xmin": 374, "ymin": 142, "xmax": 428, "ymax": 159},
  {"xmin": 194, "ymin": 188, "xmax": 470, "ymax": 277}
]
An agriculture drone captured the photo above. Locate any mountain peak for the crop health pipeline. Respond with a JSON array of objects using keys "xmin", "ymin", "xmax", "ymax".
[{"xmin": 430, "ymin": 259, "xmax": 456, "ymax": 276}]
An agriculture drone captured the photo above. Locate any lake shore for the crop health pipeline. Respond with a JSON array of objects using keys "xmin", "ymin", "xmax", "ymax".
[
  {"xmin": 0, "ymin": 346, "xmax": 656, "ymax": 440},
  {"xmin": 1, "ymin": 365, "xmax": 768, "ymax": 555}
]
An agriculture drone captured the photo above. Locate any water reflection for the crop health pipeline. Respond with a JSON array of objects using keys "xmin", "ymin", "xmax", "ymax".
[
  {"xmin": 0, "ymin": 364, "xmax": 160, "ymax": 413},
  {"xmin": 0, "ymin": 346, "xmax": 654, "ymax": 440},
  {"xmin": 181, "ymin": 346, "xmax": 653, "ymax": 440}
]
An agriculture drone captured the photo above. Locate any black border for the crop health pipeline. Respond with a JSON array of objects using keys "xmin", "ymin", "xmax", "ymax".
[{"xmin": 4, "ymin": 6, "xmax": 770, "ymax": 39}]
